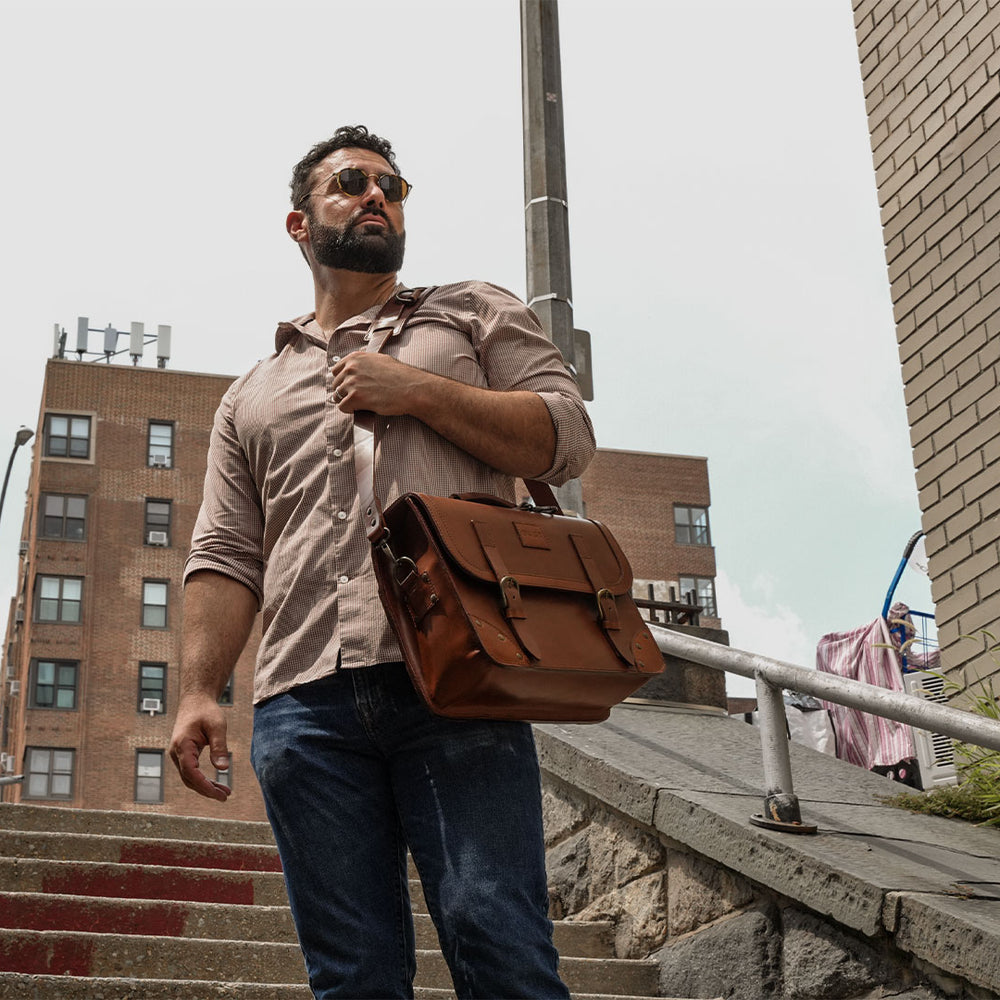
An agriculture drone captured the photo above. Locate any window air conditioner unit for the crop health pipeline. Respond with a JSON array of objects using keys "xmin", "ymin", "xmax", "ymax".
[
  {"xmin": 8, "ymin": 681, "xmax": 20, "ymax": 696},
  {"xmin": 150, "ymin": 454, "xmax": 170, "ymax": 468},
  {"xmin": 147, "ymin": 531, "xmax": 169, "ymax": 546},
  {"xmin": 18, "ymin": 541, "xmax": 28, "ymax": 557},
  {"xmin": 1, "ymin": 755, "xmax": 13, "ymax": 774},
  {"xmin": 13, "ymin": 609, "xmax": 23, "ymax": 624},
  {"xmin": 903, "ymin": 670, "xmax": 959, "ymax": 789},
  {"xmin": 141, "ymin": 698, "xmax": 163, "ymax": 715}
]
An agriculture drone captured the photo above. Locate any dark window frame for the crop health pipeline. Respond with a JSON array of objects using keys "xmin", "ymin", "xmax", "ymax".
[
  {"xmin": 135, "ymin": 749, "xmax": 164, "ymax": 804},
  {"xmin": 141, "ymin": 579, "xmax": 169, "ymax": 629},
  {"xmin": 40, "ymin": 493, "xmax": 88, "ymax": 540},
  {"xmin": 30, "ymin": 658, "xmax": 79, "ymax": 710},
  {"xmin": 143, "ymin": 499, "xmax": 172, "ymax": 547},
  {"xmin": 147, "ymin": 422, "xmax": 174, "ymax": 468},
  {"xmin": 43, "ymin": 413, "xmax": 92, "ymax": 460},
  {"xmin": 678, "ymin": 575, "xmax": 718, "ymax": 618},
  {"xmin": 24, "ymin": 747, "xmax": 75, "ymax": 800},
  {"xmin": 138, "ymin": 662, "xmax": 167, "ymax": 713},
  {"xmin": 34, "ymin": 574, "xmax": 84, "ymax": 624},
  {"xmin": 673, "ymin": 504, "xmax": 711, "ymax": 546}
]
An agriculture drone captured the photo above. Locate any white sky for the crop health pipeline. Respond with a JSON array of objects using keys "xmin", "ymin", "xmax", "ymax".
[{"xmin": 0, "ymin": 0, "xmax": 933, "ymax": 698}]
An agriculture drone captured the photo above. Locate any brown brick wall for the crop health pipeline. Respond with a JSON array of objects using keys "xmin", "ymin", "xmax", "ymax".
[
  {"xmin": 580, "ymin": 449, "xmax": 720, "ymax": 626},
  {"xmin": 856, "ymin": 0, "xmax": 1000, "ymax": 693}
]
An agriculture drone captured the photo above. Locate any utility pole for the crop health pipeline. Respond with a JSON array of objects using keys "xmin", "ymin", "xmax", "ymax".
[{"xmin": 520, "ymin": 0, "xmax": 591, "ymax": 512}]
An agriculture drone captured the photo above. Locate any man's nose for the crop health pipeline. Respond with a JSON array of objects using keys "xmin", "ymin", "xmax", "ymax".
[{"xmin": 361, "ymin": 177, "xmax": 386, "ymax": 208}]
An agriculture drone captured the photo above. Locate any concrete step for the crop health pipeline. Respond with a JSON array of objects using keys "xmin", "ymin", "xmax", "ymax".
[
  {"xmin": 0, "ymin": 930, "xmax": 660, "ymax": 995},
  {"xmin": 0, "ymin": 857, "xmax": 291, "ymax": 906},
  {"xmin": 0, "ymin": 829, "xmax": 282, "ymax": 871},
  {"xmin": 0, "ymin": 890, "xmax": 615, "ymax": 956},
  {"xmin": 0, "ymin": 975, "xmax": 689, "ymax": 1000},
  {"xmin": 0, "ymin": 802, "xmax": 275, "ymax": 845}
]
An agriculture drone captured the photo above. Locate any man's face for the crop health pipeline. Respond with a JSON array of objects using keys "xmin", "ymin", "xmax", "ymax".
[{"xmin": 302, "ymin": 147, "xmax": 406, "ymax": 274}]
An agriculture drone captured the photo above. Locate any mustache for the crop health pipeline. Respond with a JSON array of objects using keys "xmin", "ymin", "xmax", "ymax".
[{"xmin": 350, "ymin": 207, "xmax": 391, "ymax": 229}]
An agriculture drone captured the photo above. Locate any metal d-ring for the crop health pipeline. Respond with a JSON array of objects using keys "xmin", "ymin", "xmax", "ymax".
[{"xmin": 394, "ymin": 556, "xmax": 418, "ymax": 583}]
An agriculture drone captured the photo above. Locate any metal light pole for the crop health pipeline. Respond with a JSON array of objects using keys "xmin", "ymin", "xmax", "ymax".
[
  {"xmin": 521, "ymin": 0, "xmax": 591, "ymax": 513},
  {"xmin": 0, "ymin": 427, "xmax": 33, "ymax": 528}
]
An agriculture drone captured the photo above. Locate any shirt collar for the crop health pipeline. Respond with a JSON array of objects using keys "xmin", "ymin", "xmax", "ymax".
[{"xmin": 274, "ymin": 283, "xmax": 407, "ymax": 353}]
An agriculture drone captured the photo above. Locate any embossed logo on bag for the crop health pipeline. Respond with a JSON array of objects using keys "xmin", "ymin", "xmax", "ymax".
[{"xmin": 515, "ymin": 522, "xmax": 551, "ymax": 549}]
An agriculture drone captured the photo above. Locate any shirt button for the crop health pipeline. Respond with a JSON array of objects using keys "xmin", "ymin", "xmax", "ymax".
[
  {"xmin": 333, "ymin": 448, "xmax": 343, "ymax": 458},
  {"xmin": 337, "ymin": 510, "xmax": 347, "ymax": 520},
  {"xmin": 331, "ymin": 355, "xmax": 341, "ymax": 363},
  {"xmin": 338, "ymin": 575, "xmax": 349, "ymax": 584}
]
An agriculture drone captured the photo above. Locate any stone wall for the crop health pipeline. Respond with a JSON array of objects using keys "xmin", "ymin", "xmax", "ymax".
[{"xmin": 541, "ymin": 771, "xmax": 992, "ymax": 1000}]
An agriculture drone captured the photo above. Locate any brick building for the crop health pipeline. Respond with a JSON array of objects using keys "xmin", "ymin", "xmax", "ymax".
[
  {"xmin": 0, "ymin": 358, "xmax": 718, "ymax": 818},
  {"xmin": 580, "ymin": 448, "xmax": 720, "ymax": 628},
  {"xmin": 854, "ymin": 1, "xmax": 1000, "ymax": 694},
  {"xmin": 0, "ymin": 358, "xmax": 265, "ymax": 821}
]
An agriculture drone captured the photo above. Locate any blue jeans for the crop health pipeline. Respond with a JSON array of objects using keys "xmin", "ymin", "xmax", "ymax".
[{"xmin": 250, "ymin": 661, "xmax": 569, "ymax": 1000}]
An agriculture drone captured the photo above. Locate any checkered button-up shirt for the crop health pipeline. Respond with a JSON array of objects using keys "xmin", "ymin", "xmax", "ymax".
[{"xmin": 185, "ymin": 281, "xmax": 596, "ymax": 703}]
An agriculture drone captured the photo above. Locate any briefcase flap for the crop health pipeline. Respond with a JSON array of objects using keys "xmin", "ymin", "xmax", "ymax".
[{"xmin": 411, "ymin": 494, "xmax": 633, "ymax": 596}]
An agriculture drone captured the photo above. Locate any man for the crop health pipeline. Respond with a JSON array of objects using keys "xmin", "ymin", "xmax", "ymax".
[{"xmin": 168, "ymin": 125, "xmax": 595, "ymax": 999}]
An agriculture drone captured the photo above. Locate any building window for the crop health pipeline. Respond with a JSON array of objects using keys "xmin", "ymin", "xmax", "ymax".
[
  {"xmin": 35, "ymin": 575, "xmax": 83, "ymax": 623},
  {"xmin": 678, "ymin": 576, "xmax": 718, "ymax": 618},
  {"xmin": 674, "ymin": 505, "xmax": 711, "ymax": 546},
  {"xmin": 135, "ymin": 750, "xmax": 164, "ymax": 803},
  {"xmin": 144, "ymin": 499, "xmax": 171, "ymax": 546},
  {"xmin": 31, "ymin": 659, "xmax": 78, "ymax": 709},
  {"xmin": 40, "ymin": 494, "xmax": 87, "ymax": 540},
  {"xmin": 218, "ymin": 673, "xmax": 234, "ymax": 706},
  {"xmin": 44, "ymin": 414, "xmax": 91, "ymax": 460},
  {"xmin": 148, "ymin": 422, "xmax": 174, "ymax": 468},
  {"xmin": 141, "ymin": 580, "xmax": 169, "ymax": 628},
  {"xmin": 25, "ymin": 747, "xmax": 75, "ymax": 800},
  {"xmin": 138, "ymin": 662, "xmax": 166, "ymax": 713}
]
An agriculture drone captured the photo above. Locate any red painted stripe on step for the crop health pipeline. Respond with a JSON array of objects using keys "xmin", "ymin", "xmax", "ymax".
[
  {"xmin": 0, "ymin": 896, "xmax": 188, "ymax": 937},
  {"xmin": 118, "ymin": 842, "xmax": 282, "ymax": 872},
  {"xmin": 40, "ymin": 866, "xmax": 256, "ymax": 905},
  {"xmin": 0, "ymin": 934, "xmax": 94, "ymax": 976}
]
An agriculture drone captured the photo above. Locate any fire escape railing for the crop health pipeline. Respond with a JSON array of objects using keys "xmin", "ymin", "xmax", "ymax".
[{"xmin": 649, "ymin": 624, "xmax": 1000, "ymax": 834}]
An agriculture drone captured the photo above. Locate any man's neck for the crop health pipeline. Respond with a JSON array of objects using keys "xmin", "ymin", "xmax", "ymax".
[{"xmin": 313, "ymin": 268, "xmax": 398, "ymax": 332}]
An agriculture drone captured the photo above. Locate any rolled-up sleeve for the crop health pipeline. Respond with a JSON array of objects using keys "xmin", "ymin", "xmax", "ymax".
[
  {"xmin": 184, "ymin": 376, "xmax": 266, "ymax": 605},
  {"xmin": 467, "ymin": 283, "xmax": 596, "ymax": 485}
]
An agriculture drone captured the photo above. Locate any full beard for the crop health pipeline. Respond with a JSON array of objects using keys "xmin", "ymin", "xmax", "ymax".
[{"xmin": 309, "ymin": 217, "xmax": 406, "ymax": 274}]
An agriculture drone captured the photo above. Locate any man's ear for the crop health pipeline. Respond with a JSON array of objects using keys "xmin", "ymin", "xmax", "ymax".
[{"xmin": 286, "ymin": 210, "xmax": 308, "ymax": 246}]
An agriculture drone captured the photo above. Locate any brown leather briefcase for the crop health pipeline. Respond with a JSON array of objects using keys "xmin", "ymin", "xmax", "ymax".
[{"xmin": 370, "ymin": 486, "xmax": 666, "ymax": 722}]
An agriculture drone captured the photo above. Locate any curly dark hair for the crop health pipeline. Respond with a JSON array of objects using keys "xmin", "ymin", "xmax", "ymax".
[{"xmin": 289, "ymin": 125, "xmax": 401, "ymax": 210}]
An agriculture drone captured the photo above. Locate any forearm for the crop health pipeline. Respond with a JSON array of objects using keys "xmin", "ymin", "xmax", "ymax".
[
  {"xmin": 406, "ymin": 372, "xmax": 556, "ymax": 479},
  {"xmin": 180, "ymin": 570, "xmax": 257, "ymax": 700}
]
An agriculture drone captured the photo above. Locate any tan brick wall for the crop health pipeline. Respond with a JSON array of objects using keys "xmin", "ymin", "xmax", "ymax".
[{"xmin": 856, "ymin": 0, "xmax": 1000, "ymax": 693}]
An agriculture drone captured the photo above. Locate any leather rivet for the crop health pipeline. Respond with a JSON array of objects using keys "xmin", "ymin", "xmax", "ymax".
[
  {"xmin": 421, "ymin": 572, "xmax": 430, "ymax": 583},
  {"xmin": 429, "ymin": 595, "xmax": 438, "ymax": 605},
  {"xmin": 497, "ymin": 634, "xmax": 506, "ymax": 642}
]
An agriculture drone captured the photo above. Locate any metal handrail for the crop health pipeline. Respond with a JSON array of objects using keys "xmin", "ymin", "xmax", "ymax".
[
  {"xmin": 649, "ymin": 624, "xmax": 1000, "ymax": 834},
  {"xmin": 0, "ymin": 775, "xmax": 23, "ymax": 786}
]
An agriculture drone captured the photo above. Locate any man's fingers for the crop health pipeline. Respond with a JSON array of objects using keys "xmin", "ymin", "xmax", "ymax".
[{"xmin": 172, "ymin": 736, "xmax": 231, "ymax": 802}]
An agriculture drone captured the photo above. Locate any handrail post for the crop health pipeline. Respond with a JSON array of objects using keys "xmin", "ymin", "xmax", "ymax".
[{"xmin": 749, "ymin": 672, "xmax": 817, "ymax": 835}]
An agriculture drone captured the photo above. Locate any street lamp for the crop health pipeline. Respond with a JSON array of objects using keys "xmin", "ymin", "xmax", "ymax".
[{"xmin": 0, "ymin": 427, "xmax": 34, "ymax": 529}]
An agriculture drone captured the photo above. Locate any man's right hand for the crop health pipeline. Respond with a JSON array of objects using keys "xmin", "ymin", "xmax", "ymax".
[{"xmin": 168, "ymin": 694, "xmax": 233, "ymax": 802}]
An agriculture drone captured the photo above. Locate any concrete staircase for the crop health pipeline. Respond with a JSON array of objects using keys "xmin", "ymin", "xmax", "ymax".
[{"xmin": 0, "ymin": 803, "xmax": 671, "ymax": 999}]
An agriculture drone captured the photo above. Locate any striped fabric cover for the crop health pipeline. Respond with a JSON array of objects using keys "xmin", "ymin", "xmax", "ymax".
[{"xmin": 815, "ymin": 617, "xmax": 916, "ymax": 769}]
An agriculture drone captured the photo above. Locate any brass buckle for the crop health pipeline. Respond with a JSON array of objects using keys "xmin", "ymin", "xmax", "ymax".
[{"xmin": 499, "ymin": 575, "xmax": 521, "ymax": 610}]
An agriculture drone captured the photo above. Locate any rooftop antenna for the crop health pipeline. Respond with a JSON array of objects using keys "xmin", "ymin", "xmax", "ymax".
[{"xmin": 59, "ymin": 318, "xmax": 172, "ymax": 367}]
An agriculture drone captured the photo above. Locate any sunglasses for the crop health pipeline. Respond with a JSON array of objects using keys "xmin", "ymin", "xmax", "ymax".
[{"xmin": 306, "ymin": 168, "xmax": 411, "ymax": 205}]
